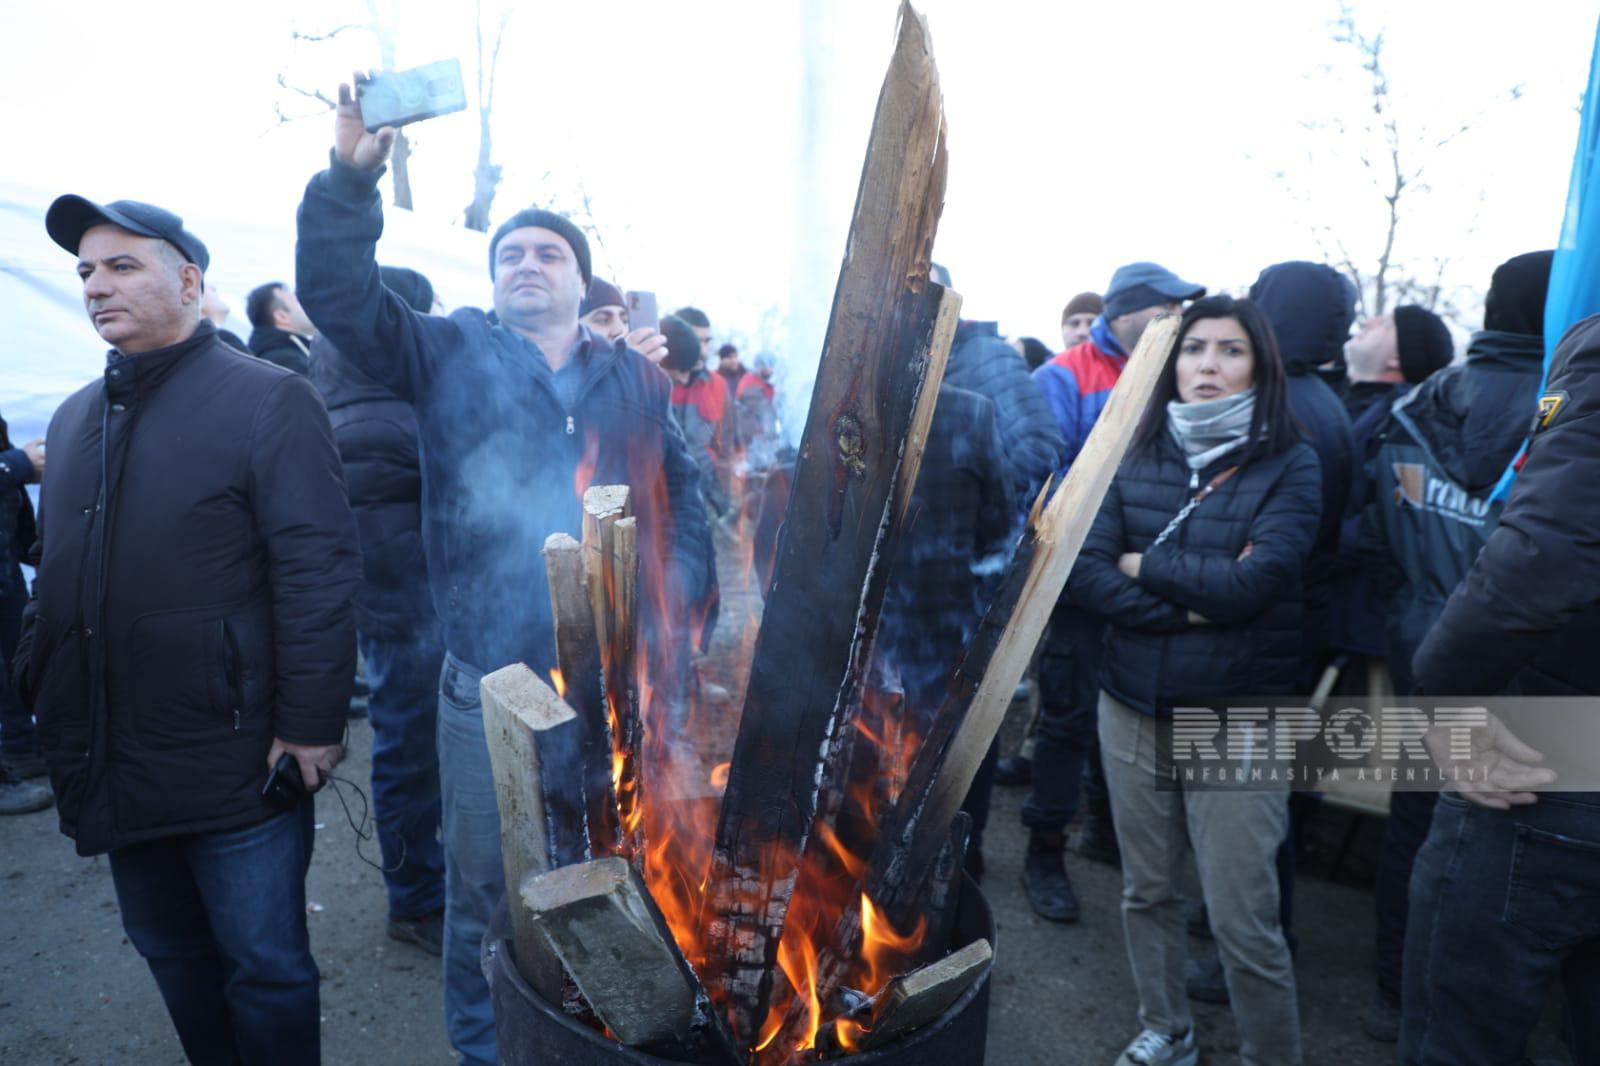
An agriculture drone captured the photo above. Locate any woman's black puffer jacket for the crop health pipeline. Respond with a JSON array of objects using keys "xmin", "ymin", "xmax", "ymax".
[{"xmin": 1068, "ymin": 433, "xmax": 1322, "ymax": 715}]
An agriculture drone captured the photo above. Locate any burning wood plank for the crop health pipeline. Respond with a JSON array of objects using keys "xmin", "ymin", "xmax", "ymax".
[
  {"xmin": 781, "ymin": 313, "xmax": 1183, "ymax": 1054},
  {"xmin": 481, "ymin": 664, "xmax": 593, "ymax": 1001},
  {"xmin": 608, "ymin": 515, "xmax": 647, "ymax": 866},
  {"xmin": 823, "ymin": 939, "xmax": 992, "ymax": 1056},
  {"xmin": 702, "ymin": 3, "xmax": 952, "ymax": 1045},
  {"xmin": 545, "ymin": 532, "xmax": 622, "ymax": 856},
  {"xmin": 522, "ymin": 858, "xmax": 742, "ymax": 1063}
]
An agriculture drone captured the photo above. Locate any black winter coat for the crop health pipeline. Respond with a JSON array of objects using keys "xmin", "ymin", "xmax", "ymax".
[
  {"xmin": 14, "ymin": 324, "xmax": 360, "ymax": 855},
  {"xmin": 1327, "ymin": 380, "xmax": 1407, "ymax": 658},
  {"xmin": 310, "ymin": 335, "xmax": 438, "ymax": 641},
  {"xmin": 248, "ymin": 325, "xmax": 313, "ymax": 376},
  {"xmin": 942, "ymin": 321, "xmax": 1066, "ymax": 523},
  {"xmin": 0, "ymin": 412, "xmax": 38, "ymax": 597},
  {"xmin": 1068, "ymin": 435, "xmax": 1322, "ymax": 715},
  {"xmin": 296, "ymin": 160, "xmax": 709, "ymax": 677},
  {"xmin": 1414, "ymin": 316, "xmax": 1600, "ymax": 698},
  {"xmin": 1361, "ymin": 331, "xmax": 1544, "ymax": 692}
]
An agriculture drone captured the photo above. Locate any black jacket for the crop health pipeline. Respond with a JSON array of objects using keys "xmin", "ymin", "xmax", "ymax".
[
  {"xmin": 1414, "ymin": 317, "xmax": 1600, "ymax": 697},
  {"xmin": 943, "ymin": 321, "xmax": 1066, "ymax": 522},
  {"xmin": 310, "ymin": 335, "xmax": 437, "ymax": 641},
  {"xmin": 1361, "ymin": 331, "xmax": 1545, "ymax": 691},
  {"xmin": 1327, "ymin": 380, "xmax": 1408, "ymax": 658},
  {"xmin": 881, "ymin": 385, "xmax": 1014, "ymax": 712},
  {"xmin": 1068, "ymin": 435, "xmax": 1322, "ymax": 715},
  {"xmin": 296, "ymin": 160, "xmax": 709, "ymax": 676},
  {"xmin": 1248, "ymin": 263, "xmax": 1357, "ymax": 674},
  {"xmin": 248, "ymin": 325, "xmax": 313, "ymax": 376},
  {"xmin": 15, "ymin": 323, "xmax": 360, "ymax": 855},
  {"xmin": 0, "ymin": 413, "xmax": 38, "ymax": 596}
]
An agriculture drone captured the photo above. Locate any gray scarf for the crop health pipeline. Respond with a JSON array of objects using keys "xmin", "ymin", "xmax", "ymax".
[{"xmin": 1166, "ymin": 388, "xmax": 1256, "ymax": 471}]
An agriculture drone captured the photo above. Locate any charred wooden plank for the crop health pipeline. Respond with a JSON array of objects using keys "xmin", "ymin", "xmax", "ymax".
[
  {"xmin": 522, "ymin": 858, "xmax": 742, "ymax": 1063},
  {"xmin": 918, "ymin": 812, "xmax": 970, "ymax": 967},
  {"xmin": 481, "ymin": 664, "xmax": 593, "ymax": 1001},
  {"xmin": 835, "ymin": 939, "xmax": 991, "ymax": 1055},
  {"xmin": 608, "ymin": 515, "xmax": 647, "ymax": 867},
  {"xmin": 701, "ymin": 4, "xmax": 952, "ymax": 1045},
  {"xmin": 545, "ymin": 532, "xmax": 622, "ymax": 856}
]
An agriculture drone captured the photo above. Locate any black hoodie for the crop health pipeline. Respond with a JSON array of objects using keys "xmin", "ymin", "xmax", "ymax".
[{"xmin": 1248, "ymin": 262, "xmax": 1358, "ymax": 679}]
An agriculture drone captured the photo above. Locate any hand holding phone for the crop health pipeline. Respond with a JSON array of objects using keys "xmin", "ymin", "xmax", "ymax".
[
  {"xmin": 262, "ymin": 752, "xmax": 307, "ymax": 812},
  {"xmin": 335, "ymin": 72, "xmax": 397, "ymax": 172},
  {"xmin": 625, "ymin": 290, "xmax": 659, "ymax": 333},
  {"xmin": 356, "ymin": 60, "xmax": 468, "ymax": 132}
]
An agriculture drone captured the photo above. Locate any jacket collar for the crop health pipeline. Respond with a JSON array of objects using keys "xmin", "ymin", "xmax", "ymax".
[{"xmin": 104, "ymin": 321, "xmax": 215, "ymax": 402}]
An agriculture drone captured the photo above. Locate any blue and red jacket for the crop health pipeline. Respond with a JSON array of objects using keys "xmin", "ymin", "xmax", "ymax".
[{"xmin": 1032, "ymin": 317, "xmax": 1127, "ymax": 471}]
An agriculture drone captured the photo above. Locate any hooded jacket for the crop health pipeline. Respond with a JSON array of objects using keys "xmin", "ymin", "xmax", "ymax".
[
  {"xmin": 1068, "ymin": 433, "xmax": 1322, "ymax": 715},
  {"xmin": 296, "ymin": 159, "xmax": 710, "ymax": 677},
  {"xmin": 247, "ymin": 325, "xmax": 313, "ymax": 376},
  {"xmin": 1361, "ymin": 329, "xmax": 1545, "ymax": 692},
  {"xmin": 942, "ymin": 320, "xmax": 1065, "ymax": 522},
  {"xmin": 14, "ymin": 323, "xmax": 360, "ymax": 855},
  {"xmin": 1033, "ymin": 316, "xmax": 1127, "ymax": 475},
  {"xmin": 1248, "ymin": 263, "xmax": 1358, "ymax": 676}
]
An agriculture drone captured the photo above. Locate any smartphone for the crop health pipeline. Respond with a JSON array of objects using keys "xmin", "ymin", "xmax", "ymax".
[
  {"xmin": 626, "ymin": 290, "xmax": 659, "ymax": 332},
  {"xmin": 261, "ymin": 752, "xmax": 307, "ymax": 812},
  {"xmin": 357, "ymin": 59, "xmax": 468, "ymax": 133}
]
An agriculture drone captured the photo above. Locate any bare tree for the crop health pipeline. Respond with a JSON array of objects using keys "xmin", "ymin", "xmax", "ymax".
[{"xmin": 462, "ymin": 2, "xmax": 511, "ymax": 232}]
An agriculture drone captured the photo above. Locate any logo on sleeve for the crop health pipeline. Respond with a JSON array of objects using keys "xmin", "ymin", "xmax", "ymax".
[{"xmin": 1537, "ymin": 391, "xmax": 1568, "ymax": 429}]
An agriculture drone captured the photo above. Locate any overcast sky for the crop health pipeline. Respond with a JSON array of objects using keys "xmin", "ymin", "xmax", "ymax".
[{"xmin": 3, "ymin": 0, "xmax": 1593, "ymax": 421}]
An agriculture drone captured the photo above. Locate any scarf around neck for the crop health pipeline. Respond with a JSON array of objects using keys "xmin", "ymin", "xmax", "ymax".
[{"xmin": 1166, "ymin": 387, "xmax": 1256, "ymax": 471}]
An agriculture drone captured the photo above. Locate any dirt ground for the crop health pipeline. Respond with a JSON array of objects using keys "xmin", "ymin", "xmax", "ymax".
[{"xmin": 0, "ymin": 528, "xmax": 1410, "ymax": 1065}]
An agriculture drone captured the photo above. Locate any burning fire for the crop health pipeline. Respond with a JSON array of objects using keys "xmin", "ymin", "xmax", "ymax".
[
  {"xmin": 710, "ymin": 761, "xmax": 731, "ymax": 791},
  {"xmin": 549, "ymin": 668, "xmax": 566, "ymax": 700}
]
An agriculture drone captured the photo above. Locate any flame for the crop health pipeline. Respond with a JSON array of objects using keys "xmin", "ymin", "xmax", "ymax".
[
  {"xmin": 549, "ymin": 668, "xmax": 566, "ymax": 700},
  {"xmin": 857, "ymin": 892, "xmax": 927, "ymax": 994},
  {"xmin": 710, "ymin": 761, "xmax": 731, "ymax": 790},
  {"xmin": 835, "ymin": 1017, "xmax": 869, "ymax": 1052}
]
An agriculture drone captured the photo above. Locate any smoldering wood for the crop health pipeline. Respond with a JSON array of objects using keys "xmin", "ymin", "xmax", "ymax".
[
  {"xmin": 917, "ymin": 812, "xmax": 970, "ymax": 968},
  {"xmin": 481, "ymin": 663, "xmax": 593, "ymax": 1002},
  {"xmin": 522, "ymin": 858, "xmax": 742, "ymax": 1064},
  {"xmin": 701, "ymin": 3, "xmax": 952, "ymax": 1045},
  {"xmin": 793, "ymin": 313, "xmax": 1182, "ymax": 1045},
  {"xmin": 608, "ymin": 515, "xmax": 647, "ymax": 867},
  {"xmin": 545, "ymin": 533, "xmax": 621, "ymax": 856},
  {"xmin": 854, "ymin": 939, "xmax": 992, "ymax": 1053}
]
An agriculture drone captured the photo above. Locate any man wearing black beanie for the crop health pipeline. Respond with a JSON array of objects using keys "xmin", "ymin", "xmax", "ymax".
[{"xmin": 295, "ymin": 75, "xmax": 711, "ymax": 1065}]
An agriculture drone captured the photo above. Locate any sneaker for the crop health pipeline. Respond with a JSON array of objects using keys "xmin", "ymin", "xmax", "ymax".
[
  {"xmin": 994, "ymin": 755, "xmax": 1033, "ymax": 787},
  {"xmin": 1185, "ymin": 954, "xmax": 1229, "ymax": 1005},
  {"xmin": 1116, "ymin": 1026, "xmax": 1198, "ymax": 1066},
  {"xmin": 1362, "ymin": 989, "xmax": 1401, "ymax": 1043},
  {"xmin": 1, "ymin": 751, "xmax": 48, "ymax": 780},
  {"xmin": 1022, "ymin": 831, "xmax": 1079, "ymax": 922},
  {"xmin": 387, "ymin": 910, "xmax": 444, "ymax": 956},
  {"xmin": 1073, "ymin": 813, "xmax": 1121, "ymax": 867},
  {"xmin": 0, "ymin": 773, "xmax": 53, "ymax": 815}
]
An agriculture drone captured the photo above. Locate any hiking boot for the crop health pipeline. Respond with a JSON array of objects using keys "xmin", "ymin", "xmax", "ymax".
[
  {"xmin": 1115, "ymin": 1026, "xmax": 1198, "ymax": 1066},
  {"xmin": 1362, "ymin": 989, "xmax": 1401, "ymax": 1042},
  {"xmin": 1074, "ymin": 812, "xmax": 1121, "ymax": 867},
  {"xmin": 387, "ymin": 910, "xmax": 444, "ymax": 956},
  {"xmin": 994, "ymin": 754, "xmax": 1033, "ymax": 787},
  {"xmin": 0, "ymin": 771, "xmax": 53, "ymax": 815},
  {"xmin": 1185, "ymin": 954, "xmax": 1229, "ymax": 1005},
  {"xmin": 1022, "ymin": 830, "xmax": 1079, "ymax": 922},
  {"xmin": 1, "ymin": 751, "xmax": 48, "ymax": 780}
]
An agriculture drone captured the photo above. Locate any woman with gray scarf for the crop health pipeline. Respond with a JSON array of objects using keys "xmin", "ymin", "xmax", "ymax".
[{"xmin": 1068, "ymin": 296, "xmax": 1321, "ymax": 1066}]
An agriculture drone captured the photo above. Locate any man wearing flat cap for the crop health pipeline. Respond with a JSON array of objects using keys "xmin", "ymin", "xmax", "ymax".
[
  {"xmin": 16, "ymin": 195, "xmax": 360, "ymax": 1064},
  {"xmin": 295, "ymin": 73, "xmax": 711, "ymax": 1064}
]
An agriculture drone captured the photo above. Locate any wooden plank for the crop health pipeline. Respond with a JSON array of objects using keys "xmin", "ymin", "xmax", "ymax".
[
  {"xmin": 481, "ymin": 663, "xmax": 593, "ymax": 1001},
  {"xmin": 582, "ymin": 484, "xmax": 631, "ymax": 653},
  {"xmin": 544, "ymin": 532, "xmax": 621, "ymax": 856},
  {"xmin": 701, "ymin": 3, "xmax": 951, "ymax": 1045},
  {"xmin": 522, "ymin": 858, "xmax": 741, "ymax": 1063},
  {"xmin": 608, "ymin": 516, "xmax": 647, "ymax": 867},
  {"xmin": 849, "ymin": 939, "xmax": 991, "ymax": 1053}
]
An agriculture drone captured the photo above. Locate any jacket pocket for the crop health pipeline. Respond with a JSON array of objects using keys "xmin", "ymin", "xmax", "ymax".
[
  {"xmin": 1503, "ymin": 823, "xmax": 1600, "ymax": 951},
  {"xmin": 128, "ymin": 606, "xmax": 231, "ymax": 748}
]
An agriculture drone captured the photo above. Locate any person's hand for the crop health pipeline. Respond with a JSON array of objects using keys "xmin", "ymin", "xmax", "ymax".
[
  {"xmin": 1423, "ymin": 711, "xmax": 1555, "ymax": 809},
  {"xmin": 626, "ymin": 327, "xmax": 668, "ymax": 365},
  {"xmin": 334, "ymin": 72, "xmax": 397, "ymax": 171},
  {"xmin": 1117, "ymin": 552, "xmax": 1143, "ymax": 580},
  {"xmin": 22, "ymin": 438, "xmax": 44, "ymax": 481},
  {"xmin": 268, "ymin": 738, "xmax": 343, "ymax": 795}
]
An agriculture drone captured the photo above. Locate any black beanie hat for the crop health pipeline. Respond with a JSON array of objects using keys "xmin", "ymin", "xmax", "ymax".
[
  {"xmin": 1393, "ymin": 304, "xmax": 1453, "ymax": 384},
  {"xmin": 659, "ymin": 314, "xmax": 703, "ymax": 372},
  {"xmin": 379, "ymin": 265, "xmax": 435, "ymax": 314},
  {"xmin": 580, "ymin": 277, "xmax": 624, "ymax": 316},
  {"xmin": 488, "ymin": 208, "xmax": 592, "ymax": 285},
  {"xmin": 1062, "ymin": 292, "xmax": 1103, "ymax": 322},
  {"xmin": 1484, "ymin": 250, "xmax": 1555, "ymax": 336}
]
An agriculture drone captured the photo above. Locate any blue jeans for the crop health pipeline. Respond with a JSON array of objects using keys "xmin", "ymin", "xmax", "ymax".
[
  {"xmin": 108, "ymin": 805, "xmax": 319, "ymax": 1066},
  {"xmin": 360, "ymin": 631, "xmax": 446, "ymax": 920},
  {"xmin": 1402, "ymin": 790, "xmax": 1600, "ymax": 1065},
  {"xmin": 437, "ymin": 652, "xmax": 503, "ymax": 1066}
]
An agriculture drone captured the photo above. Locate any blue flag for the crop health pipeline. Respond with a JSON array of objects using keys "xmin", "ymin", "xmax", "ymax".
[{"xmin": 1492, "ymin": 17, "xmax": 1600, "ymax": 499}]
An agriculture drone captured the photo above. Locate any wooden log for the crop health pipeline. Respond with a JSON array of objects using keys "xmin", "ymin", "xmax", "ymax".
[
  {"xmin": 545, "ymin": 532, "xmax": 622, "ymax": 856},
  {"xmin": 848, "ymin": 939, "xmax": 992, "ymax": 1054},
  {"xmin": 918, "ymin": 812, "xmax": 970, "ymax": 968},
  {"xmin": 701, "ymin": 3, "xmax": 951, "ymax": 1045},
  {"xmin": 481, "ymin": 663, "xmax": 593, "ymax": 1001},
  {"xmin": 582, "ymin": 484, "xmax": 631, "ymax": 652},
  {"xmin": 522, "ymin": 858, "xmax": 742, "ymax": 1063},
  {"xmin": 608, "ymin": 516, "xmax": 647, "ymax": 867},
  {"xmin": 788, "ymin": 313, "xmax": 1182, "ymax": 1050}
]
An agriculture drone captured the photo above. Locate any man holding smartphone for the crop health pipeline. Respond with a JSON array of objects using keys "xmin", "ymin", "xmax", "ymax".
[
  {"xmin": 295, "ymin": 72, "xmax": 711, "ymax": 1065},
  {"xmin": 18, "ymin": 195, "xmax": 360, "ymax": 1065}
]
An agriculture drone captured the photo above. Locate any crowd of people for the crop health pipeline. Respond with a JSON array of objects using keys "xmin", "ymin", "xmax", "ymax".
[{"xmin": 3, "ymin": 71, "xmax": 1598, "ymax": 1066}]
